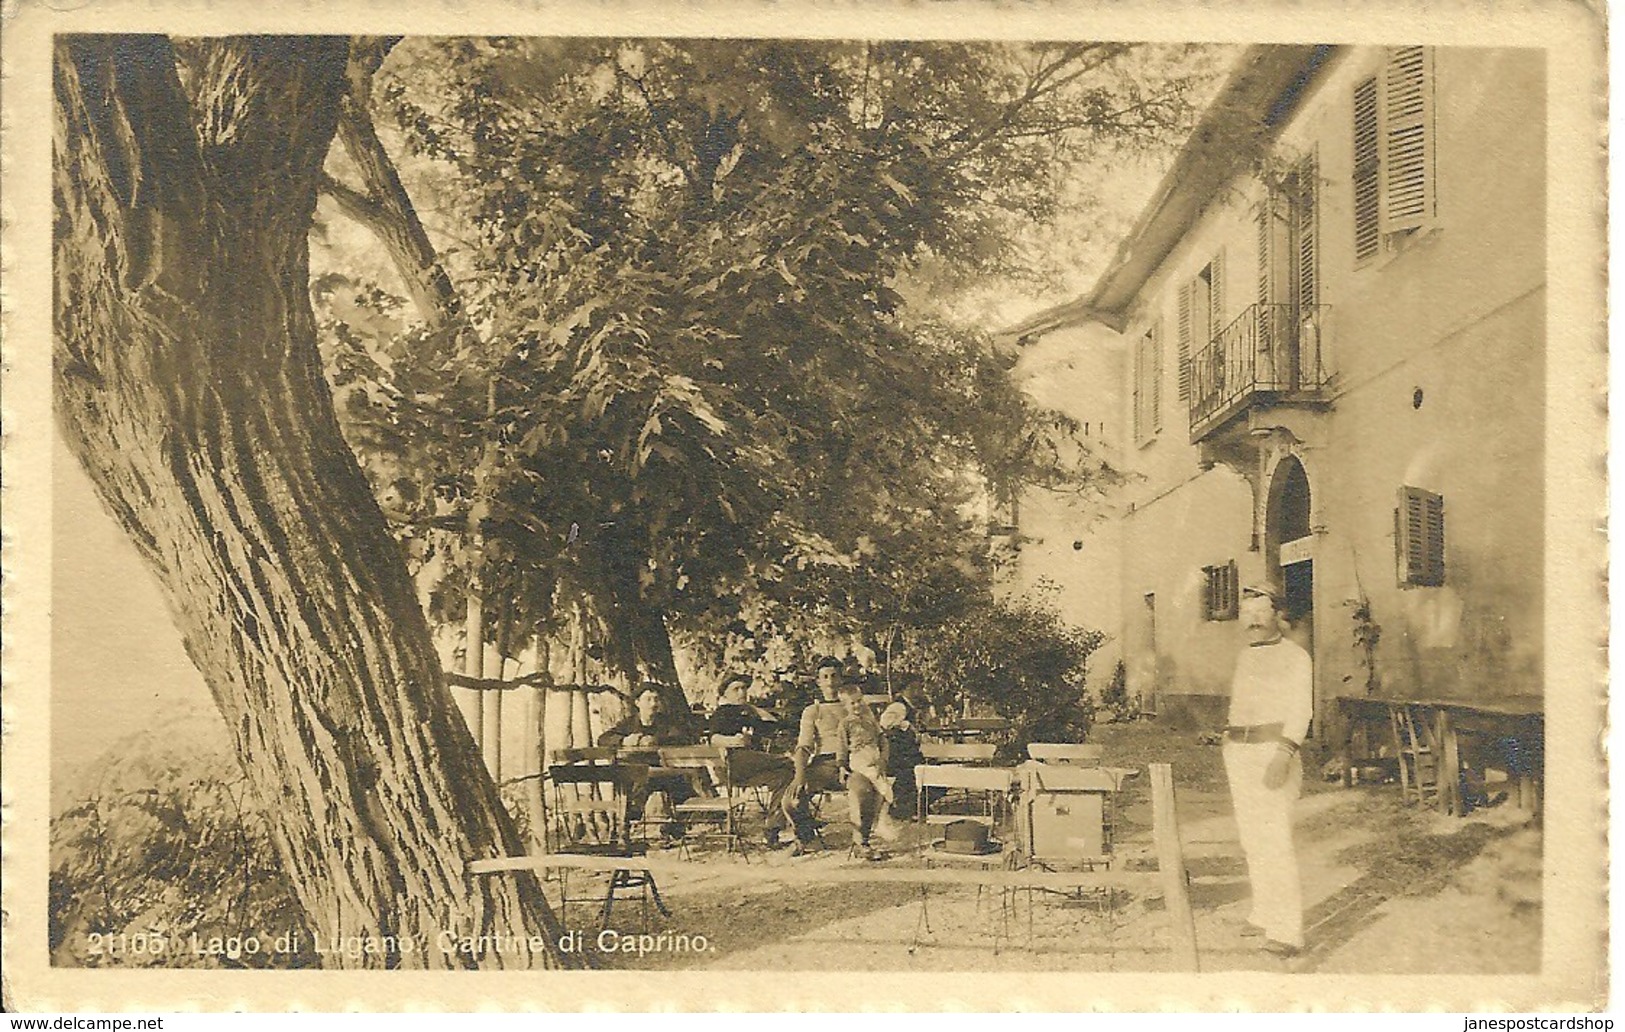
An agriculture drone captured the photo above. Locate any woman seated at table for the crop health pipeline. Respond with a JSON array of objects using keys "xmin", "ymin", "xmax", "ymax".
[
  {"xmin": 879, "ymin": 698, "xmax": 924, "ymax": 819},
  {"xmin": 597, "ymin": 684, "xmax": 696, "ymax": 827}
]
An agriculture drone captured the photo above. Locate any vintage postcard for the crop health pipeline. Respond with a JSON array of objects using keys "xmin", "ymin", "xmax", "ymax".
[{"xmin": 1, "ymin": 0, "xmax": 1609, "ymax": 1013}]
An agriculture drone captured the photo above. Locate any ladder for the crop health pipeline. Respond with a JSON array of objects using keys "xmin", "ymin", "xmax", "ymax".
[{"xmin": 1389, "ymin": 703, "xmax": 1440, "ymax": 807}]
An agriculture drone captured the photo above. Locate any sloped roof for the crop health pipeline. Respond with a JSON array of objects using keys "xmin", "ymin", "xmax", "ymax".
[{"xmin": 1001, "ymin": 44, "xmax": 1342, "ymax": 339}]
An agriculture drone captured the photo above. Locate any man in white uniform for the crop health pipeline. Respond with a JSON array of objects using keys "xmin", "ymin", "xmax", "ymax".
[{"xmin": 1224, "ymin": 582, "xmax": 1313, "ymax": 958}]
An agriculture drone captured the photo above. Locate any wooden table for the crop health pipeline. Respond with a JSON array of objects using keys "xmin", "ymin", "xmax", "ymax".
[{"xmin": 1337, "ymin": 695, "xmax": 1543, "ymax": 815}]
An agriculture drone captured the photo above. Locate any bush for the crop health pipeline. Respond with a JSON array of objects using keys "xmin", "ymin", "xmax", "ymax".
[
  {"xmin": 50, "ymin": 724, "xmax": 313, "ymax": 968},
  {"xmin": 1095, "ymin": 660, "xmax": 1140, "ymax": 723},
  {"xmin": 896, "ymin": 594, "xmax": 1104, "ymax": 758}
]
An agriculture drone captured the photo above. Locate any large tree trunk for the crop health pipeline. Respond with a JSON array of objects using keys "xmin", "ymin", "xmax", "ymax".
[
  {"xmin": 53, "ymin": 35, "xmax": 579, "ymax": 970},
  {"xmin": 596, "ymin": 543, "xmax": 700, "ymax": 739}
]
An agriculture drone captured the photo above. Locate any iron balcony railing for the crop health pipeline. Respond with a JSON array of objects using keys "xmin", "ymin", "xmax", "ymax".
[{"xmin": 1188, "ymin": 303, "xmax": 1329, "ymax": 434}]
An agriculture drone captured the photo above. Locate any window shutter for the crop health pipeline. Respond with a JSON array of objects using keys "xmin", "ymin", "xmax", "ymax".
[
  {"xmin": 1380, "ymin": 46, "xmax": 1434, "ymax": 234},
  {"xmin": 1396, "ymin": 486, "xmax": 1445, "ymax": 586},
  {"xmin": 1132, "ymin": 332, "xmax": 1145, "ymax": 442},
  {"xmin": 1421, "ymin": 490, "xmax": 1445, "ymax": 584},
  {"xmin": 1257, "ymin": 202, "xmax": 1277, "ymax": 307},
  {"xmin": 1176, "ymin": 283, "xmax": 1193, "ymax": 403},
  {"xmin": 1352, "ymin": 77, "xmax": 1381, "ymax": 261},
  {"xmin": 1134, "ymin": 325, "xmax": 1162, "ymax": 443},
  {"xmin": 1208, "ymin": 250, "xmax": 1225, "ymax": 340},
  {"xmin": 1295, "ymin": 156, "xmax": 1319, "ymax": 308},
  {"xmin": 1151, "ymin": 319, "xmax": 1164, "ymax": 433}
]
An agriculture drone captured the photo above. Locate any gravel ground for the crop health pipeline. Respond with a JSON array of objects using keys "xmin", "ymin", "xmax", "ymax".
[{"xmin": 566, "ymin": 720, "xmax": 1542, "ymax": 974}]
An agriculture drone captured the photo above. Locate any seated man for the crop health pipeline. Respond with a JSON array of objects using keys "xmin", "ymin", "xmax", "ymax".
[
  {"xmin": 708, "ymin": 674, "xmax": 779, "ymax": 742},
  {"xmin": 709, "ymin": 674, "xmax": 796, "ymax": 847},
  {"xmin": 779, "ymin": 657, "xmax": 851, "ymax": 855},
  {"xmin": 597, "ymin": 684, "xmax": 695, "ymax": 826}
]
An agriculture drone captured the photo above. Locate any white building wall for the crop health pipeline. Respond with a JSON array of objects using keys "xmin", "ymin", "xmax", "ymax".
[{"xmin": 1016, "ymin": 45, "xmax": 1546, "ymax": 724}]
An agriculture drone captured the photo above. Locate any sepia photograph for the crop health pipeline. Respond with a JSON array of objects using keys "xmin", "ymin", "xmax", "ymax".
[{"xmin": 2, "ymin": 0, "xmax": 1608, "ymax": 1013}]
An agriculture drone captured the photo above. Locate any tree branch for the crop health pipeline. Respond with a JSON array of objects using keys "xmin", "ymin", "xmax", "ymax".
[
  {"xmin": 615, "ymin": 65, "xmax": 695, "ymax": 187},
  {"xmin": 444, "ymin": 671, "xmax": 630, "ymax": 700},
  {"xmin": 321, "ymin": 171, "xmax": 389, "ymax": 230},
  {"xmin": 330, "ymin": 44, "xmax": 471, "ymax": 338}
]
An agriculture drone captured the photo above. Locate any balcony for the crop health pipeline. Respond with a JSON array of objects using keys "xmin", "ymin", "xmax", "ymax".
[{"xmin": 1188, "ymin": 303, "xmax": 1330, "ymax": 442}]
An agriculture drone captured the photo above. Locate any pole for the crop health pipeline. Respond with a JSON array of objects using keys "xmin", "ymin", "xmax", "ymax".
[
  {"xmin": 528, "ymin": 636, "xmax": 550, "ymax": 851},
  {"xmin": 1150, "ymin": 762, "xmax": 1200, "ymax": 971},
  {"xmin": 489, "ymin": 653, "xmax": 505, "ymax": 783},
  {"xmin": 465, "ymin": 589, "xmax": 484, "ymax": 755},
  {"xmin": 476, "ymin": 376, "xmax": 501, "ymax": 774}
]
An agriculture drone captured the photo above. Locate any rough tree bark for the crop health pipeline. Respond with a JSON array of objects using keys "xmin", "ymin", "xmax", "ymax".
[{"xmin": 53, "ymin": 35, "xmax": 580, "ymax": 970}]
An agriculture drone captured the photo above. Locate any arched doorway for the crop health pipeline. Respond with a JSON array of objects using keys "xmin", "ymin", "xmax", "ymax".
[{"xmin": 1265, "ymin": 456, "xmax": 1315, "ymax": 661}]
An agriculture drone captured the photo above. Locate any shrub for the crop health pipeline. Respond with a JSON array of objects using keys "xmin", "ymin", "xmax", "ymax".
[
  {"xmin": 50, "ymin": 725, "xmax": 313, "ymax": 968},
  {"xmin": 1095, "ymin": 660, "xmax": 1139, "ymax": 723},
  {"xmin": 896, "ymin": 593, "xmax": 1104, "ymax": 758}
]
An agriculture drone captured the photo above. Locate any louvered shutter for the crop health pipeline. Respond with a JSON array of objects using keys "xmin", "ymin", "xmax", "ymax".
[
  {"xmin": 1132, "ymin": 331, "xmax": 1145, "ymax": 442},
  {"xmin": 1176, "ymin": 283, "xmax": 1193, "ymax": 403},
  {"xmin": 1381, "ymin": 46, "xmax": 1434, "ymax": 234},
  {"xmin": 1396, "ymin": 486, "xmax": 1445, "ymax": 586},
  {"xmin": 1202, "ymin": 561, "xmax": 1239, "ymax": 621},
  {"xmin": 1257, "ymin": 201, "xmax": 1277, "ymax": 306},
  {"xmin": 1208, "ymin": 251, "xmax": 1225, "ymax": 340},
  {"xmin": 1352, "ymin": 77, "xmax": 1381, "ymax": 261},
  {"xmin": 1135, "ymin": 326, "xmax": 1162, "ymax": 443},
  {"xmin": 1295, "ymin": 156, "xmax": 1319, "ymax": 308}
]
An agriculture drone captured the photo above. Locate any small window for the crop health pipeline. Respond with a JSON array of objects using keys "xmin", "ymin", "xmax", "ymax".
[
  {"xmin": 1203, "ymin": 560, "xmax": 1239, "ymax": 621},
  {"xmin": 1395, "ymin": 486, "xmax": 1445, "ymax": 586}
]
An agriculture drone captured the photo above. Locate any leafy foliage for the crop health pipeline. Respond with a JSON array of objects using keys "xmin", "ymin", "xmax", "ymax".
[
  {"xmin": 894, "ymin": 592, "xmax": 1105, "ymax": 756},
  {"xmin": 1344, "ymin": 596, "xmax": 1383, "ymax": 694}
]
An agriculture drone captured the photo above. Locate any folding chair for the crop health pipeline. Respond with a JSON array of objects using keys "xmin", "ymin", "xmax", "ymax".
[
  {"xmin": 914, "ymin": 763, "xmax": 1014, "ymax": 841},
  {"xmin": 710, "ymin": 734, "xmax": 775, "ymax": 816},
  {"xmin": 661, "ymin": 745, "xmax": 753, "ymax": 861},
  {"xmin": 547, "ymin": 761, "xmax": 669, "ymax": 930},
  {"xmin": 912, "ymin": 764, "xmax": 1019, "ymax": 945}
]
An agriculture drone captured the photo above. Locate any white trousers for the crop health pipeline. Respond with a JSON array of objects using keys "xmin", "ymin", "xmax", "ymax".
[{"xmin": 1223, "ymin": 741, "xmax": 1304, "ymax": 948}]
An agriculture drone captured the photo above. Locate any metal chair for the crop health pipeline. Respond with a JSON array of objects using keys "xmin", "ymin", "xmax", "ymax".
[
  {"xmin": 660, "ymin": 744, "xmax": 754, "ymax": 861},
  {"xmin": 547, "ymin": 761, "xmax": 669, "ymax": 930}
]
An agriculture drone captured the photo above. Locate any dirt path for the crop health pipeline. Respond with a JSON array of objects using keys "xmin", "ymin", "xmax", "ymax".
[{"xmin": 571, "ymin": 760, "xmax": 1540, "ymax": 973}]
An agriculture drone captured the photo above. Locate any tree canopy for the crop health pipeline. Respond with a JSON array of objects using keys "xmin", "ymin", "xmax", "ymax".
[{"xmin": 314, "ymin": 38, "xmax": 1202, "ymax": 686}]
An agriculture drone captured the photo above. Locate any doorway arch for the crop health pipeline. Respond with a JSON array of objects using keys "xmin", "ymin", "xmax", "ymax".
[{"xmin": 1265, "ymin": 454, "xmax": 1315, "ymax": 630}]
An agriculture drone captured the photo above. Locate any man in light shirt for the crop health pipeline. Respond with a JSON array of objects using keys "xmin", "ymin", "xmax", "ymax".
[
  {"xmin": 1224, "ymin": 581, "xmax": 1313, "ymax": 958},
  {"xmin": 780, "ymin": 656, "xmax": 850, "ymax": 855}
]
